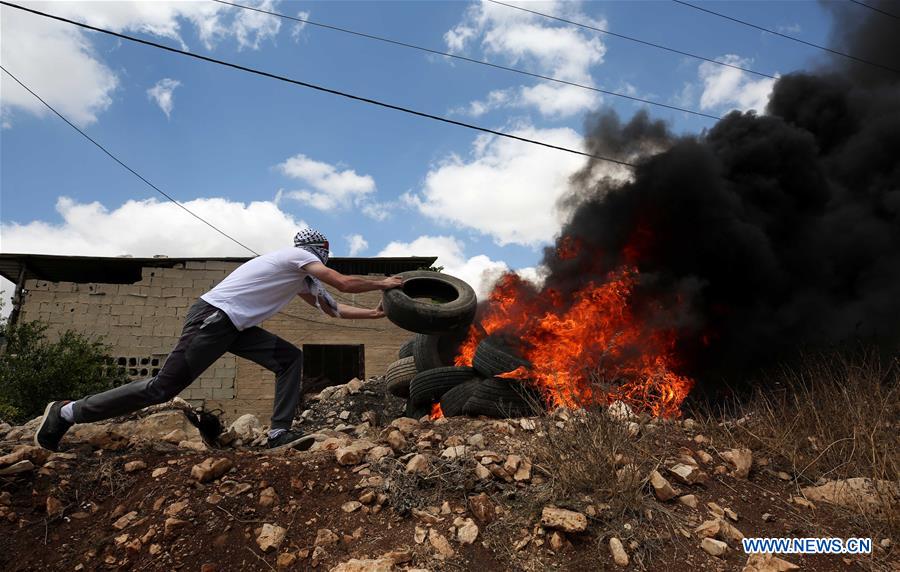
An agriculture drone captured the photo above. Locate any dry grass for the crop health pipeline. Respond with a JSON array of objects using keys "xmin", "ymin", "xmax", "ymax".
[
  {"xmin": 530, "ymin": 404, "xmax": 672, "ymax": 519},
  {"xmin": 527, "ymin": 404, "xmax": 693, "ymax": 570},
  {"xmin": 372, "ymin": 454, "xmax": 482, "ymax": 516},
  {"xmin": 694, "ymin": 350, "xmax": 900, "ymax": 535}
]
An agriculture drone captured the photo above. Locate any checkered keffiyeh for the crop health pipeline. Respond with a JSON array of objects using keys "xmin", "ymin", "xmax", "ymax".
[
  {"xmin": 293, "ymin": 228, "xmax": 340, "ymax": 317},
  {"xmin": 293, "ymin": 228, "xmax": 330, "ymax": 264}
]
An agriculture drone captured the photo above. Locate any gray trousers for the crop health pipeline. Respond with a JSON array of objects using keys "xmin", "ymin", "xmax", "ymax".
[{"xmin": 72, "ymin": 299, "xmax": 303, "ymax": 431}]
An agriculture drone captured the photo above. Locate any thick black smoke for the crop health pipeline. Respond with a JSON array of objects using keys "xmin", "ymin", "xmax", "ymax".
[{"xmin": 542, "ymin": 2, "xmax": 900, "ymax": 388}]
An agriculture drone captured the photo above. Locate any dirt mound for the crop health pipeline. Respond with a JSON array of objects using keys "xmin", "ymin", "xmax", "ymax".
[{"xmin": 0, "ymin": 377, "xmax": 895, "ymax": 571}]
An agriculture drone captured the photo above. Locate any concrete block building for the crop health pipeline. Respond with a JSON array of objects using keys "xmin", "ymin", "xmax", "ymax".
[{"xmin": 0, "ymin": 253, "xmax": 435, "ymax": 422}]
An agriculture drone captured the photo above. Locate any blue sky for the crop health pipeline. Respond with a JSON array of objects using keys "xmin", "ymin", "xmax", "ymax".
[{"xmin": 1, "ymin": 0, "xmax": 838, "ymax": 300}]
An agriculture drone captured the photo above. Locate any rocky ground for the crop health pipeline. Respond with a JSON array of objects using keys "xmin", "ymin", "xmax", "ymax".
[{"xmin": 0, "ymin": 376, "xmax": 896, "ymax": 572}]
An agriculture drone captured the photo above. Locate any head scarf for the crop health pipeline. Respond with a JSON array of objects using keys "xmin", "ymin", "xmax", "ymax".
[
  {"xmin": 293, "ymin": 228, "xmax": 340, "ymax": 317},
  {"xmin": 294, "ymin": 228, "xmax": 330, "ymax": 264}
]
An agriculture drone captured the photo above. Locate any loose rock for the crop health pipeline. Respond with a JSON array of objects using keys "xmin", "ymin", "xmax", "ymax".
[
  {"xmin": 701, "ymin": 537, "xmax": 728, "ymax": 557},
  {"xmin": 742, "ymin": 553, "xmax": 800, "ymax": 572},
  {"xmin": 405, "ymin": 454, "xmax": 430, "ymax": 475},
  {"xmin": 46, "ymin": 496, "xmax": 64, "ymax": 517},
  {"xmin": 124, "ymin": 460, "xmax": 147, "ymax": 473},
  {"xmin": 721, "ymin": 448, "xmax": 752, "ymax": 479},
  {"xmin": 429, "ymin": 530, "xmax": 454, "ymax": 557},
  {"xmin": 256, "ymin": 523, "xmax": 287, "ymax": 552},
  {"xmin": 315, "ymin": 528, "xmax": 340, "ymax": 547},
  {"xmin": 336, "ymin": 440, "xmax": 376, "ymax": 466},
  {"xmin": 540, "ymin": 507, "xmax": 587, "ymax": 533},
  {"xmin": 191, "ymin": 458, "xmax": 233, "ymax": 483},
  {"xmin": 609, "ymin": 537, "xmax": 629, "ymax": 567},
  {"xmin": 454, "ymin": 517, "xmax": 479, "ymax": 545},
  {"xmin": 468, "ymin": 493, "xmax": 496, "ymax": 524},
  {"xmin": 330, "ymin": 558, "xmax": 395, "ymax": 572},
  {"xmin": 259, "ymin": 487, "xmax": 278, "ymax": 507},
  {"xmin": 678, "ymin": 494, "xmax": 699, "ymax": 509},
  {"xmin": 276, "ymin": 552, "xmax": 297, "ymax": 569},
  {"xmin": 668, "ymin": 463, "xmax": 707, "ymax": 485},
  {"xmin": 164, "ymin": 517, "xmax": 189, "ymax": 537},
  {"xmin": 800, "ymin": 478, "xmax": 899, "ymax": 514},
  {"xmin": 649, "ymin": 470, "xmax": 677, "ymax": 501}
]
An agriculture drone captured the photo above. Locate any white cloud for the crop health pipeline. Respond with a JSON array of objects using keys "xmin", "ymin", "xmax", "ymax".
[
  {"xmin": 147, "ymin": 78, "xmax": 181, "ymax": 118},
  {"xmin": 451, "ymin": 89, "xmax": 512, "ymax": 118},
  {"xmin": 408, "ymin": 124, "xmax": 589, "ymax": 247},
  {"xmin": 378, "ymin": 235, "xmax": 509, "ymax": 300},
  {"xmin": 444, "ymin": 0, "xmax": 605, "ymax": 118},
  {"xmin": 776, "ymin": 23, "xmax": 801, "ymax": 34},
  {"xmin": 517, "ymin": 83, "xmax": 600, "ymax": 118},
  {"xmin": 1, "ymin": 1, "xmax": 281, "ymax": 127},
  {"xmin": 1, "ymin": 196, "xmax": 306, "ymax": 258},
  {"xmin": 277, "ymin": 154, "xmax": 391, "ymax": 219},
  {"xmin": 360, "ymin": 202, "xmax": 392, "ymax": 222},
  {"xmin": 1, "ymin": 8, "xmax": 118, "ymax": 127},
  {"xmin": 345, "ymin": 234, "xmax": 369, "ymax": 256},
  {"xmin": 291, "ymin": 10, "xmax": 311, "ymax": 42},
  {"xmin": 698, "ymin": 55, "xmax": 777, "ymax": 114},
  {"xmin": 232, "ymin": 0, "xmax": 281, "ymax": 50}
]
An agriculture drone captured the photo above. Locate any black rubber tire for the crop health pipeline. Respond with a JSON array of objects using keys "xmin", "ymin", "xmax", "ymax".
[
  {"xmin": 382, "ymin": 271, "xmax": 477, "ymax": 334},
  {"xmin": 463, "ymin": 377, "xmax": 541, "ymax": 418},
  {"xmin": 408, "ymin": 366, "xmax": 478, "ymax": 407},
  {"xmin": 472, "ymin": 336, "xmax": 532, "ymax": 377},
  {"xmin": 398, "ymin": 338, "xmax": 415, "ymax": 359},
  {"xmin": 413, "ymin": 330, "xmax": 468, "ymax": 372},
  {"xmin": 439, "ymin": 378, "xmax": 480, "ymax": 417},
  {"xmin": 385, "ymin": 357, "xmax": 417, "ymax": 398}
]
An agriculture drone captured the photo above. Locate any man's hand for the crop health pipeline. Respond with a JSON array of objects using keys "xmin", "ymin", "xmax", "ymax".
[
  {"xmin": 372, "ymin": 300, "xmax": 386, "ymax": 319},
  {"xmin": 379, "ymin": 276, "xmax": 404, "ymax": 290}
]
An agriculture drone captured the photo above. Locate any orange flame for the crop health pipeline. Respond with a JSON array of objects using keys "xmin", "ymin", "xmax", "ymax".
[
  {"xmin": 496, "ymin": 366, "xmax": 529, "ymax": 380},
  {"xmin": 455, "ymin": 240, "xmax": 694, "ymax": 418},
  {"xmin": 430, "ymin": 402, "xmax": 444, "ymax": 420}
]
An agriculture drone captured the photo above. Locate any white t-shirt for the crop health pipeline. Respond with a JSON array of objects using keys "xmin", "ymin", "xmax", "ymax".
[{"xmin": 201, "ymin": 247, "xmax": 319, "ymax": 330}]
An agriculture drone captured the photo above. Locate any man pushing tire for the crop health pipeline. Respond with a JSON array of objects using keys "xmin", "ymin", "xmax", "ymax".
[{"xmin": 34, "ymin": 229, "xmax": 403, "ymax": 452}]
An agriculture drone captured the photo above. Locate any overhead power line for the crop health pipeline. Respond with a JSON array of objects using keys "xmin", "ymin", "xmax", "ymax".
[
  {"xmin": 0, "ymin": 65, "xmax": 260, "ymax": 257},
  {"xmin": 212, "ymin": 0, "xmax": 721, "ymax": 122},
  {"xmin": 672, "ymin": 0, "xmax": 900, "ymax": 76},
  {"xmin": 486, "ymin": 0, "xmax": 778, "ymax": 80},
  {"xmin": 1, "ymin": 1, "xmax": 635, "ymax": 168},
  {"xmin": 848, "ymin": 0, "xmax": 900, "ymax": 20}
]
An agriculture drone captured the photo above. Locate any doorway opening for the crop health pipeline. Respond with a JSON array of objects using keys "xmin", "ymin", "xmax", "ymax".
[{"xmin": 302, "ymin": 344, "xmax": 365, "ymax": 395}]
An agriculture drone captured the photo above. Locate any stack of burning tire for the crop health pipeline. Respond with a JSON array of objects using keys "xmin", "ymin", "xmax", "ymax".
[{"xmin": 381, "ymin": 271, "xmax": 541, "ymax": 419}]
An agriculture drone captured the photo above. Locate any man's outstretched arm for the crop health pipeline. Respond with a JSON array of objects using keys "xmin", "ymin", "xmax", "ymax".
[
  {"xmin": 297, "ymin": 293, "xmax": 385, "ymax": 320},
  {"xmin": 304, "ymin": 262, "xmax": 402, "ymax": 293}
]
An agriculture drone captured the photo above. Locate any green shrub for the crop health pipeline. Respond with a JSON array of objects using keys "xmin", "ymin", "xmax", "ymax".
[{"xmin": 0, "ymin": 321, "xmax": 127, "ymax": 423}]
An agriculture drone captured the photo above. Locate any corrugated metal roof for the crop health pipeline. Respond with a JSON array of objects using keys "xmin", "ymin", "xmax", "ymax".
[{"xmin": 0, "ymin": 253, "xmax": 438, "ymax": 284}]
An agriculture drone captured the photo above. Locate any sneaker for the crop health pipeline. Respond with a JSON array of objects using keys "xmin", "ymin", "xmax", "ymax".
[
  {"xmin": 34, "ymin": 401, "xmax": 73, "ymax": 452},
  {"xmin": 266, "ymin": 430, "xmax": 317, "ymax": 451}
]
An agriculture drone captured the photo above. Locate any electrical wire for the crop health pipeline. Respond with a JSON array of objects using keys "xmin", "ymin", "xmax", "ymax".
[
  {"xmin": 672, "ymin": 0, "xmax": 900, "ymax": 75},
  {"xmin": 0, "ymin": 64, "xmax": 261, "ymax": 257},
  {"xmin": 849, "ymin": 0, "xmax": 900, "ymax": 20},
  {"xmin": 486, "ymin": 0, "xmax": 778, "ymax": 80},
  {"xmin": 212, "ymin": 0, "xmax": 722, "ymax": 121},
  {"xmin": 1, "ymin": 1, "xmax": 636, "ymax": 167}
]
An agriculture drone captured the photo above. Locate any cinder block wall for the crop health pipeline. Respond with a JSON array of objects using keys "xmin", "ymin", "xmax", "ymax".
[{"xmin": 19, "ymin": 260, "xmax": 411, "ymax": 424}]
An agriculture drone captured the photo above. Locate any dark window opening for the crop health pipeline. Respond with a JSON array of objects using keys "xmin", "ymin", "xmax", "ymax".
[{"xmin": 302, "ymin": 344, "xmax": 364, "ymax": 395}]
